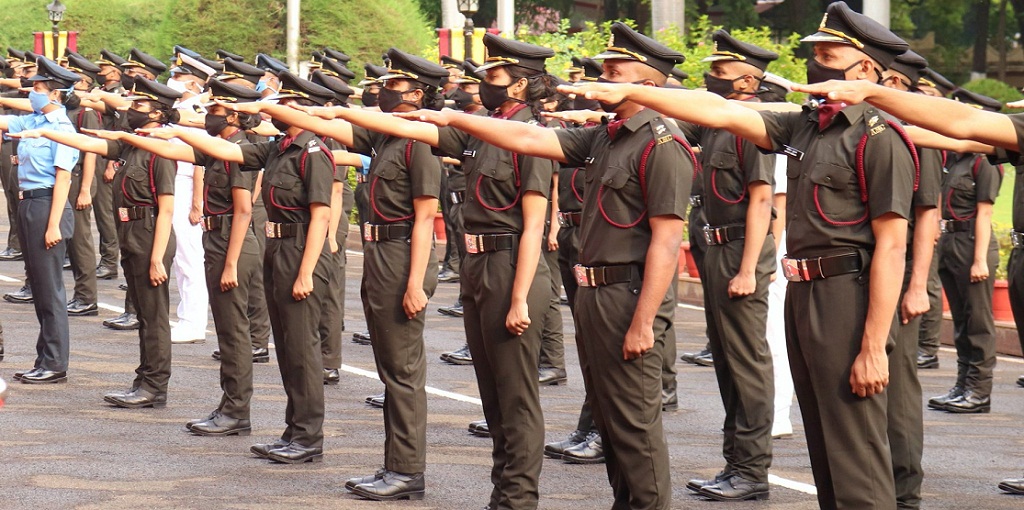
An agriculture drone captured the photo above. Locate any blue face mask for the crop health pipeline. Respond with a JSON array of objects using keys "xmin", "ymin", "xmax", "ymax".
[{"xmin": 29, "ymin": 91, "xmax": 52, "ymax": 113}]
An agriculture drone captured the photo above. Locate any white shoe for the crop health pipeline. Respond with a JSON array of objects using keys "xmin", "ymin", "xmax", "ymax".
[
  {"xmin": 171, "ymin": 327, "xmax": 206, "ymax": 344},
  {"xmin": 772, "ymin": 420, "xmax": 793, "ymax": 439}
]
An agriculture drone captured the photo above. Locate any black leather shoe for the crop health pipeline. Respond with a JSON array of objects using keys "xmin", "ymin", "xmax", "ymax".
[
  {"xmin": 687, "ymin": 470, "xmax": 730, "ymax": 492},
  {"xmin": 20, "ymin": 369, "xmax": 67, "ymax": 384},
  {"xmin": 0, "ymin": 247, "xmax": 23, "ymax": 261},
  {"xmin": 1017, "ymin": 375, "xmax": 1024, "ymax": 388},
  {"xmin": 103, "ymin": 385, "xmax": 140, "ymax": 401},
  {"xmin": 352, "ymin": 331, "xmax": 371, "ymax": 345},
  {"xmin": 998, "ymin": 477, "xmax": 1024, "ymax": 495},
  {"xmin": 928, "ymin": 386, "xmax": 964, "ymax": 410},
  {"xmin": 0, "ymin": 342, "xmax": 4, "ymax": 362},
  {"xmin": 212, "ymin": 347, "xmax": 270, "ymax": 363},
  {"xmin": 4, "ymin": 285, "xmax": 33, "ymax": 303},
  {"xmin": 346, "ymin": 468, "xmax": 386, "ymax": 490},
  {"xmin": 662, "ymin": 388, "xmax": 679, "ymax": 412},
  {"xmin": 943, "ymin": 390, "xmax": 991, "ymax": 413},
  {"xmin": 13, "ymin": 367, "xmax": 41, "ymax": 381},
  {"xmin": 437, "ymin": 269, "xmax": 460, "ymax": 283},
  {"xmin": 266, "ymin": 442, "xmax": 323, "ymax": 464},
  {"xmin": 538, "ymin": 367, "xmax": 567, "ymax": 386},
  {"xmin": 118, "ymin": 282, "xmax": 128, "ymax": 291},
  {"xmin": 351, "ymin": 471, "xmax": 425, "ymax": 501},
  {"xmin": 442, "ymin": 344, "xmax": 473, "ymax": 365},
  {"xmin": 63, "ymin": 256, "xmax": 71, "ymax": 269},
  {"xmin": 917, "ymin": 352, "xmax": 939, "ymax": 369},
  {"xmin": 468, "ymin": 419, "xmax": 490, "ymax": 437},
  {"xmin": 562, "ymin": 432, "xmax": 604, "ymax": 464},
  {"xmin": 544, "ymin": 429, "xmax": 588, "ymax": 459},
  {"xmin": 681, "ymin": 347, "xmax": 710, "ymax": 365},
  {"xmin": 96, "ymin": 265, "xmax": 118, "ymax": 280},
  {"xmin": 324, "ymin": 368, "xmax": 340, "ymax": 385},
  {"xmin": 438, "ymin": 301, "xmax": 464, "ymax": 317},
  {"xmin": 103, "ymin": 312, "xmax": 140, "ymax": 331},
  {"xmin": 186, "ymin": 410, "xmax": 220, "ymax": 431},
  {"xmin": 251, "ymin": 439, "xmax": 289, "ymax": 458},
  {"xmin": 366, "ymin": 392, "xmax": 385, "ymax": 408},
  {"xmin": 104, "ymin": 388, "xmax": 166, "ymax": 409},
  {"xmin": 190, "ymin": 413, "xmax": 252, "ymax": 436},
  {"xmin": 67, "ymin": 299, "xmax": 99, "ymax": 316},
  {"xmin": 697, "ymin": 474, "xmax": 769, "ymax": 501},
  {"xmin": 693, "ymin": 350, "xmax": 714, "ymax": 367}
]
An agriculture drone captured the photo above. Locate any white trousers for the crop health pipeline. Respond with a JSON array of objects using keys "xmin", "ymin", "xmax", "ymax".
[
  {"xmin": 767, "ymin": 231, "xmax": 795, "ymax": 434},
  {"xmin": 171, "ymin": 171, "xmax": 208, "ymax": 334}
]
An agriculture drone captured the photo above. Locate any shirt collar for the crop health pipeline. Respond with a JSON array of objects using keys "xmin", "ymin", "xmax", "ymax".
[
  {"xmin": 805, "ymin": 101, "xmax": 869, "ymax": 127},
  {"xmin": 619, "ymin": 107, "xmax": 658, "ymax": 134},
  {"xmin": 281, "ymin": 129, "xmax": 317, "ymax": 150},
  {"xmin": 42, "ymin": 107, "xmax": 66, "ymax": 123}
]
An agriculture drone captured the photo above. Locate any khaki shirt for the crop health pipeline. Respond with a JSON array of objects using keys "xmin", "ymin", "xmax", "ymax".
[
  {"xmin": 240, "ymin": 130, "xmax": 334, "ymax": 224},
  {"xmin": 350, "ymin": 125, "xmax": 441, "ymax": 223}
]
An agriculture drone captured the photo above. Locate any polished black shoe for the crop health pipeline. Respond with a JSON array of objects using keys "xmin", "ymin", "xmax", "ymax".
[
  {"xmin": 324, "ymin": 368, "xmax": 340, "ymax": 385},
  {"xmin": 437, "ymin": 301, "xmax": 464, "ymax": 317},
  {"xmin": 442, "ymin": 344, "xmax": 473, "ymax": 365},
  {"xmin": 544, "ymin": 429, "xmax": 588, "ymax": 459},
  {"xmin": 63, "ymin": 256, "xmax": 71, "ymax": 269},
  {"xmin": 562, "ymin": 432, "xmax": 604, "ymax": 464},
  {"xmin": 103, "ymin": 312, "xmax": 140, "ymax": 331},
  {"xmin": 538, "ymin": 367, "xmax": 567, "ymax": 386},
  {"xmin": 1017, "ymin": 375, "xmax": 1024, "ymax": 388},
  {"xmin": 190, "ymin": 413, "xmax": 252, "ymax": 436},
  {"xmin": 352, "ymin": 330, "xmax": 371, "ymax": 345},
  {"xmin": 662, "ymin": 388, "xmax": 679, "ymax": 412},
  {"xmin": 928, "ymin": 386, "xmax": 964, "ymax": 410},
  {"xmin": 186, "ymin": 410, "xmax": 220, "ymax": 431},
  {"xmin": 265, "ymin": 442, "xmax": 323, "ymax": 464},
  {"xmin": 96, "ymin": 265, "xmax": 118, "ymax": 280},
  {"xmin": 67, "ymin": 299, "xmax": 99, "ymax": 317},
  {"xmin": 21, "ymin": 369, "xmax": 67, "ymax": 384},
  {"xmin": 680, "ymin": 347, "xmax": 709, "ymax": 365},
  {"xmin": 697, "ymin": 474, "xmax": 769, "ymax": 501},
  {"xmin": 943, "ymin": 390, "xmax": 991, "ymax": 413},
  {"xmin": 0, "ymin": 247, "xmax": 23, "ymax": 261},
  {"xmin": 104, "ymin": 388, "xmax": 166, "ymax": 409},
  {"xmin": 687, "ymin": 470, "xmax": 730, "ymax": 492},
  {"xmin": 13, "ymin": 367, "xmax": 40, "ymax": 381},
  {"xmin": 366, "ymin": 392, "xmax": 385, "ymax": 408},
  {"xmin": 251, "ymin": 439, "xmax": 290, "ymax": 459},
  {"xmin": 117, "ymin": 282, "xmax": 128, "ymax": 291},
  {"xmin": 998, "ymin": 477, "xmax": 1024, "ymax": 495},
  {"xmin": 351, "ymin": 471, "xmax": 425, "ymax": 501},
  {"xmin": 693, "ymin": 350, "xmax": 714, "ymax": 367},
  {"xmin": 0, "ymin": 342, "xmax": 4, "ymax": 362},
  {"xmin": 103, "ymin": 385, "xmax": 141, "ymax": 401},
  {"xmin": 917, "ymin": 352, "xmax": 939, "ymax": 369},
  {"xmin": 4, "ymin": 285, "xmax": 33, "ymax": 303},
  {"xmin": 437, "ymin": 269, "xmax": 460, "ymax": 283},
  {"xmin": 468, "ymin": 419, "xmax": 490, "ymax": 437},
  {"xmin": 212, "ymin": 347, "xmax": 270, "ymax": 363},
  {"xmin": 346, "ymin": 468, "xmax": 386, "ymax": 490}
]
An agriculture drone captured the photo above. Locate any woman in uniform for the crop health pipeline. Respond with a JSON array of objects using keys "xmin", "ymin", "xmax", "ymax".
[{"xmin": 16, "ymin": 78, "xmax": 180, "ymax": 405}]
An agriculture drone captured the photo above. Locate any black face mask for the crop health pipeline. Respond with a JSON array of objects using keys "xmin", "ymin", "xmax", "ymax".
[
  {"xmin": 121, "ymin": 74, "xmax": 136, "ymax": 90},
  {"xmin": 125, "ymin": 108, "xmax": 153, "ymax": 130},
  {"xmin": 805, "ymin": 59, "xmax": 864, "ymax": 86},
  {"xmin": 572, "ymin": 96, "xmax": 602, "ymax": 112},
  {"xmin": 479, "ymin": 80, "xmax": 523, "ymax": 112},
  {"xmin": 595, "ymin": 77, "xmax": 646, "ymax": 113},
  {"xmin": 452, "ymin": 88, "xmax": 478, "ymax": 110},
  {"xmin": 271, "ymin": 118, "xmax": 290, "ymax": 133},
  {"xmin": 378, "ymin": 87, "xmax": 421, "ymax": 113},
  {"xmin": 204, "ymin": 114, "xmax": 230, "ymax": 137},
  {"xmin": 361, "ymin": 90, "xmax": 378, "ymax": 107},
  {"xmin": 704, "ymin": 73, "xmax": 747, "ymax": 98}
]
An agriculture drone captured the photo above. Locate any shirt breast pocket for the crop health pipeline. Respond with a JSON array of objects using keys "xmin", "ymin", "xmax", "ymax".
[
  {"xmin": 809, "ymin": 161, "xmax": 867, "ymax": 225},
  {"xmin": 267, "ymin": 171, "xmax": 306, "ymax": 211},
  {"xmin": 473, "ymin": 153, "xmax": 518, "ymax": 210},
  {"xmin": 708, "ymin": 152, "xmax": 745, "ymax": 204},
  {"xmin": 123, "ymin": 165, "xmax": 152, "ymax": 204},
  {"xmin": 206, "ymin": 170, "xmax": 230, "ymax": 189},
  {"xmin": 597, "ymin": 164, "xmax": 645, "ymax": 228}
]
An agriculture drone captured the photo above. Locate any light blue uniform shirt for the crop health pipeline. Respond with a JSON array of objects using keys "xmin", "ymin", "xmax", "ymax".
[{"xmin": 3, "ymin": 108, "xmax": 80, "ymax": 191}]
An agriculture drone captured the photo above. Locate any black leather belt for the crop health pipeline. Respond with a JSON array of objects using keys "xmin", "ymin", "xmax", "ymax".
[
  {"xmin": 450, "ymin": 190, "xmax": 466, "ymax": 204},
  {"xmin": 1012, "ymin": 230, "xmax": 1024, "ymax": 248},
  {"xmin": 201, "ymin": 214, "xmax": 231, "ymax": 232},
  {"xmin": 573, "ymin": 264, "xmax": 639, "ymax": 287},
  {"xmin": 464, "ymin": 233, "xmax": 517, "ymax": 254},
  {"xmin": 265, "ymin": 221, "xmax": 305, "ymax": 239},
  {"xmin": 557, "ymin": 211, "xmax": 582, "ymax": 228},
  {"xmin": 941, "ymin": 219, "xmax": 973, "ymax": 233},
  {"xmin": 782, "ymin": 252, "xmax": 862, "ymax": 282},
  {"xmin": 689, "ymin": 195, "xmax": 704, "ymax": 208},
  {"xmin": 363, "ymin": 222, "xmax": 411, "ymax": 242},
  {"xmin": 19, "ymin": 188, "xmax": 53, "ymax": 199},
  {"xmin": 117, "ymin": 206, "xmax": 154, "ymax": 222},
  {"xmin": 703, "ymin": 225, "xmax": 745, "ymax": 246}
]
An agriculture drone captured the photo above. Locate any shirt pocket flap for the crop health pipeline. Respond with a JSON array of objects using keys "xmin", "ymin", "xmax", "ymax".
[
  {"xmin": 206, "ymin": 170, "xmax": 230, "ymax": 188},
  {"xmin": 477, "ymin": 153, "xmax": 515, "ymax": 181},
  {"xmin": 125, "ymin": 166, "xmax": 149, "ymax": 182},
  {"xmin": 809, "ymin": 162, "xmax": 852, "ymax": 191},
  {"xmin": 374, "ymin": 161, "xmax": 403, "ymax": 181},
  {"xmin": 268, "ymin": 171, "xmax": 301, "ymax": 190},
  {"xmin": 600, "ymin": 165, "xmax": 631, "ymax": 190},
  {"xmin": 708, "ymin": 151, "xmax": 738, "ymax": 169}
]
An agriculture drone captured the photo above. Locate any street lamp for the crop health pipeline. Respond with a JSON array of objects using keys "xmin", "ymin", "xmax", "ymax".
[
  {"xmin": 46, "ymin": 1, "xmax": 65, "ymax": 61},
  {"xmin": 457, "ymin": 0, "xmax": 479, "ymax": 62}
]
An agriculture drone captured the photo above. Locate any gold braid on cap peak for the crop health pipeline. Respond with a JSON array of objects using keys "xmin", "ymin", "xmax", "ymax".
[{"xmin": 815, "ymin": 13, "xmax": 865, "ymax": 49}]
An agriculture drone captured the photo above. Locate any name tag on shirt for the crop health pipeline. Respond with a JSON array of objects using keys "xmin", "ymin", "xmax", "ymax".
[{"xmin": 781, "ymin": 145, "xmax": 805, "ymax": 161}]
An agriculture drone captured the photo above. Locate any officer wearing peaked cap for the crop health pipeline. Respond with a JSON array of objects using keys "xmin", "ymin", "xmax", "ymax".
[
  {"xmin": 952, "ymin": 88, "xmax": 1003, "ymax": 112},
  {"xmin": 917, "ymin": 67, "xmax": 956, "ymax": 97},
  {"xmin": 319, "ymin": 58, "xmax": 356, "ymax": 84},
  {"xmin": 676, "ymin": 28, "xmax": 780, "ymax": 502},
  {"xmin": 0, "ymin": 56, "xmax": 81, "ymax": 384},
  {"xmin": 217, "ymin": 49, "xmax": 244, "ymax": 62},
  {"xmin": 359, "ymin": 62, "xmax": 387, "ymax": 108},
  {"xmin": 121, "ymin": 48, "xmax": 167, "ymax": 92},
  {"xmin": 322, "ymin": 48, "xmax": 351, "ymax": 64},
  {"xmin": 254, "ymin": 54, "xmax": 288, "ymax": 98},
  {"xmin": 218, "ymin": 58, "xmax": 264, "ymax": 89},
  {"xmin": 173, "ymin": 45, "xmax": 202, "ymax": 60},
  {"xmin": 92, "ymin": 49, "xmax": 127, "ymax": 289}
]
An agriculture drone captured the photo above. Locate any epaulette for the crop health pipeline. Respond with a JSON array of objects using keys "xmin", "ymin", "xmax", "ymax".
[
  {"xmin": 864, "ymin": 107, "xmax": 887, "ymax": 137},
  {"xmin": 649, "ymin": 116, "xmax": 674, "ymax": 145}
]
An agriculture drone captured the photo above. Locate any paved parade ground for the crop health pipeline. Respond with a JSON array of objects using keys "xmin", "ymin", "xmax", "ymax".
[{"xmin": 2, "ymin": 212, "xmax": 1024, "ymax": 509}]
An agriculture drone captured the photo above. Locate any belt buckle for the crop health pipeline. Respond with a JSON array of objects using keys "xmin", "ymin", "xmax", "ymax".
[
  {"xmin": 558, "ymin": 213, "xmax": 570, "ymax": 228},
  {"xmin": 118, "ymin": 207, "xmax": 130, "ymax": 223},
  {"xmin": 363, "ymin": 223, "xmax": 374, "ymax": 242},
  {"xmin": 702, "ymin": 226, "xmax": 715, "ymax": 245},
  {"xmin": 450, "ymin": 191, "xmax": 461, "ymax": 204},
  {"xmin": 17, "ymin": 191, "xmax": 22, "ymax": 200},
  {"xmin": 465, "ymin": 234, "xmax": 480, "ymax": 254},
  {"xmin": 689, "ymin": 195, "xmax": 703, "ymax": 207},
  {"xmin": 782, "ymin": 258, "xmax": 805, "ymax": 282},
  {"xmin": 573, "ymin": 264, "xmax": 591, "ymax": 287},
  {"xmin": 1013, "ymin": 231, "xmax": 1024, "ymax": 248},
  {"xmin": 265, "ymin": 222, "xmax": 276, "ymax": 238},
  {"xmin": 940, "ymin": 220, "xmax": 950, "ymax": 233}
]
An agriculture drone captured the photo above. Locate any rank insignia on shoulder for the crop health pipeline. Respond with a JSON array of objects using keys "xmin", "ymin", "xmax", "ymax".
[
  {"xmin": 869, "ymin": 124, "xmax": 886, "ymax": 137},
  {"xmin": 307, "ymin": 140, "xmax": 321, "ymax": 153},
  {"xmin": 656, "ymin": 135, "xmax": 673, "ymax": 145},
  {"xmin": 867, "ymin": 115, "xmax": 879, "ymax": 127},
  {"xmin": 654, "ymin": 123, "xmax": 667, "ymax": 135}
]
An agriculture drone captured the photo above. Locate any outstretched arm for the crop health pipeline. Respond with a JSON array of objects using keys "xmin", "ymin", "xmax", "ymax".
[
  {"xmin": 903, "ymin": 126, "xmax": 994, "ymax": 155},
  {"xmin": 137, "ymin": 126, "xmax": 244, "ymax": 163},
  {"xmin": 394, "ymin": 109, "xmax": 566, "ymax": 163},
  {"xmin": 794, "ymin": 80, "xmax": 1018, "ymax": 151},
  {"xmin": 559, "ymin": 82, "xmax": 774, "ymax": 150},
  {"xmin": 9, "ymin": 129, "xmax": 109, "ymax": 156},
  {"xmin": 81, "ymin": 129, "xmax": 197, "ymax": 163}
]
